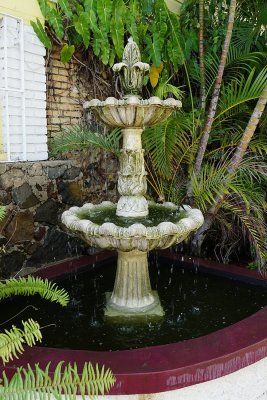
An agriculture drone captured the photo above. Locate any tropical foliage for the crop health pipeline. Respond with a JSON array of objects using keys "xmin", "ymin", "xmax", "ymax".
[
  {"xmin": 0, "ymin": 362, "xmax": 115, "ymax": 400},
  {"xmin": 0, "ymin": 276, "xmax": 115, "ymax": 398},
  {"xmin": 32, "ymin": 0, "xmax": 186, "ymax": 70},
  {"xmin": 44, "ymin": 0, "xmax": 267, "ymax": 267},
  {"xmin": 0, "ymin": 276, "xmax": 70, "ymax": 306}
]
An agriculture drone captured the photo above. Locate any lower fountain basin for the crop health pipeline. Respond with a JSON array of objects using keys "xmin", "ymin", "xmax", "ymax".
[
  {"xmin": 2, "ymin": 252, "xmax": 267, "ymax": 399},
  {"xmin": 62, "ymin": 202, "xmax": 204, "ymax": 251}
]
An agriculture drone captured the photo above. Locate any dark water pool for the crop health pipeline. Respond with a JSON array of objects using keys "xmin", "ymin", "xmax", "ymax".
[
  {"xmin": 2, "ymin": 258, "xmax": 267, "ymax": 351},
  {"xmin": 77, "ymin": 203, "xmax": 186, "ymax": 227}
]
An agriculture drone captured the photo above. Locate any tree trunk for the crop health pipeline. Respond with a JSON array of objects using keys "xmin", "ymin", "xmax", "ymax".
[
  {"xmin": 192, "ymin": 83, "xmax": 267, "ymax": 254},
  {"xmin": 187, "ymin": 0, "xmax": 237, "ymax": 199},
  {"xmin": 199, "ymin": 0, "xmax": 206, "ymax": 111}
]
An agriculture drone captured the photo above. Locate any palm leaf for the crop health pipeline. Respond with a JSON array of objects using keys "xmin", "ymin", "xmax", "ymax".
[
  {"xmin": 221, "ymin": 198, "xmax": 267, "ymax": 267},
  {"xmin": 192, "ymin": 157, "xmax": 232, "ymax": 212},
  {"xmin": 51, "ymin": 126, "xmax": 121, "ymax": 157},
  {"xmin": 143, "ymin": 116, "xmax": 179, "ymax": 179},
  {"xmin": 215, "ymin": 66, "xmax": 267, "ymax": 121},
  {"xmin": 0, "ymin": 277, "xmax": 70, "ymax": 307},
  {"xmin": 0, "ymin": 362, "xmax": 116, "ymax": 399},
  {"xmin": 154, "ymin": 81, "xmax": 184, "ymax": 100},
  {"xmin": 0, "ymin": 319, "xmax": 42, "ymax": 364}
]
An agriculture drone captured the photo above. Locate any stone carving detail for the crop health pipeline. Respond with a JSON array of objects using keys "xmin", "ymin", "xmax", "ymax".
[
  {"xmin": 118, "ymin": 175, "xmax": 147, "ymax": 196},
  {"xmin": 112, "ymin": 37, "xmax": 150, "ymax": 96},
  {"xmin": 119, "ymin": 150, "xmax": 146, "ymax": 175},
  {"xmin": 116, "ymin": 196, "xmax": 148, "ymax": 217}
]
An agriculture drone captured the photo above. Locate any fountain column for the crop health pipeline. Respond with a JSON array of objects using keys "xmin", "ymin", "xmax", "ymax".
[
  {"xmin": 110, "ymin": 250, "xmax": 155, "ymax": 310},
  {"xmin": 116, "ymin": 127, "xmax": 148, "ymax": 217},
  {"xmin": 108, "ymin": 124, "xmax": 161, "ymax": 313}
]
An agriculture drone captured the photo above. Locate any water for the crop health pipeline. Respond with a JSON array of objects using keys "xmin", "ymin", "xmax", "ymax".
[
  {"xmin": 77, "ymin": 204, "xmax": 186, "ymax": 227},
  {"xmin": 2, "ymin": 257, "xmax": 267, "ymax": 351}
]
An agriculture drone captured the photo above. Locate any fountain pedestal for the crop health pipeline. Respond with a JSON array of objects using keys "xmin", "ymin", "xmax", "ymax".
[{"xmin": 105, "ymin": 250, "xmax": 164, "ymax": 317}]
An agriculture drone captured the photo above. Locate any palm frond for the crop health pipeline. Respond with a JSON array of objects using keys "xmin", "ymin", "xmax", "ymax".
[
  {"xmin": 216, "ymin": 66, "xmax": 267, "ymax": 120},
  {"xmin": 51, "ymin": 126, "xmax": 121, "ymax": 157},
  {"xmin": 0, "ymin": 276, "xmax": 70, "ymax": 307},
  {"xmin": 249, "ymin": 136, "xmax": 267, "ymax": 155},
  {"xmin": 154, "ymin": 81, "xmax": 184, "ymax": 100},
  {"xmin": 0, "ymin": 362, "xmax": 116, "ymax": 399},
  {"xmin": 143, "ymin": 112, "xmax": 197, "ymax": 178},
  {"xmin": 226, "ymin": 49, "xmax": 267, "ymax": 75},
  {"xmin": 192, "ymin": 157, "xmax": 232, "ymax": 212},
  {"xmin": 143, "ymin": 116, "xmax": 180, "ymax": 179},
  {"xmin": 221, "ymin": 198, "xmax": 267, "ymax": 267},
  {"xmin": 0, "ymin": 319, "xmax": 42, "ymax": 364},
  {"xmin": 232, "ymin": 19, "xmax": 266, "ymax": 53}
]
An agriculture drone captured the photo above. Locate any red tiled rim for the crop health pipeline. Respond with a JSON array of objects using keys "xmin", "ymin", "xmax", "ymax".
[{"xmin": 2, "ymin": 251, "xmax": 267, "ymax": 395}]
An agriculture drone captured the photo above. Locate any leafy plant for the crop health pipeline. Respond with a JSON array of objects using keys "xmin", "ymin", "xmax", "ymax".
[
  {"xmin": 0, "ymin": 362, "xmax": 115, "ymax": 400},
  {"xmin": 0, "ymin": 276, "xmax": 115, "ymax": 397},
  {"xmin": 0, "ymin": 276, "xmax": 70, "ymax": 306},
  {"xmin": 31, "ymin": 0, "xmax": 186, "ymax": 74},
  {"xmin": 0, "ymin": 319, "xmax": 42, "ymax": 364}
]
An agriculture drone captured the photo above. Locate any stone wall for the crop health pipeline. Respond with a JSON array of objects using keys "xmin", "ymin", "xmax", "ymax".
[{"xmin": 0, "ymin": 157, "xmax": 117, "ymax": 278}]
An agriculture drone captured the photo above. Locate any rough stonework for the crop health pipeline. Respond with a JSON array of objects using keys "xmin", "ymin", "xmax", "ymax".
[{"xmin": 0, "ymin": 158, "xmax": 117, "ymax": 278}]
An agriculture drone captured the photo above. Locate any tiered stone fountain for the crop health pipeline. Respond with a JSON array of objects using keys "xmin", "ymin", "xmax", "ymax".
[{"xmin": 62, "ymin": 38, "xmax": 204, "ymax": 317}]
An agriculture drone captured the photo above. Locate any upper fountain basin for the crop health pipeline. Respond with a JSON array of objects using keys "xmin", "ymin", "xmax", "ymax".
[
  {"xmin": 83, "ymin": 96, "xmax": 182, "ymax": 128},
  {"xmin": 62, "ymin": 201, "xmax": 204, "ymax": 252}
]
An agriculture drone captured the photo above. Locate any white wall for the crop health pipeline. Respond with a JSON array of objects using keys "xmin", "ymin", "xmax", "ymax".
[{"xmin": 0, "ymin": 15, "xmax": 48, "ymax": 161}]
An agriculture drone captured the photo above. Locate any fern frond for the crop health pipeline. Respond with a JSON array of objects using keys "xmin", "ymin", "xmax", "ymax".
[
  {"xmin": 0, "ymin": 319, "xmax": 42, "ymax": 364},
  {"xmin": 0, "ymin": 276, "xmax": 70, "ymax": 306},
  {"xmin": 51, "ymin": 125, "xmax": 121, "ymax": 157},
  {"xmin": 0, "ymin": 362, "xmax": 116, "ymax": 399}
]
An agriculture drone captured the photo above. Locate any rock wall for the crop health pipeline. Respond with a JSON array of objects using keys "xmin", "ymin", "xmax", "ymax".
[{"xmin": 0, "ymin": 157, "xmax": 117, "ymax": 278}]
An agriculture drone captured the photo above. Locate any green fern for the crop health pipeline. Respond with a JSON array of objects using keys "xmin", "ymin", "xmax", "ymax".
[
  {"xmin": 0, "ymin": 319, "xmax": 42, "ymax": 364},
  {"xmin": 0, "ymin": 362, "xmax": 116, "ymax": 399},
  {"xmin": 0, "ymin": 277, "xmax": 70, "ymax": 307}
]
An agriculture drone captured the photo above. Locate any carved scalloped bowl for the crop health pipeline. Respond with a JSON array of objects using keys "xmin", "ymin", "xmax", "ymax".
[
  {"xmin": 83, "ymin": 96, "xmax": 182, "ymax": 128},
  {"xmin": 62, "ymin": 201, "xmax": 204, "ymax": 252}
]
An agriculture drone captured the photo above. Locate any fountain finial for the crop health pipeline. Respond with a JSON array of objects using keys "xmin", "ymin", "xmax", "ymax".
[{"xmin": 112, "ymin": 37, "xmax": 150, "ymax": 97}]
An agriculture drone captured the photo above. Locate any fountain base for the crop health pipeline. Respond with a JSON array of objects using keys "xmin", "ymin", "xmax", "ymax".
[
  {"xmin": 105, "ymin": 291, "xmax": 164, "ymax": 318},
  {"xmin": 105, "ymin": 250, "xmax": 165, "ymax": 318}
]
